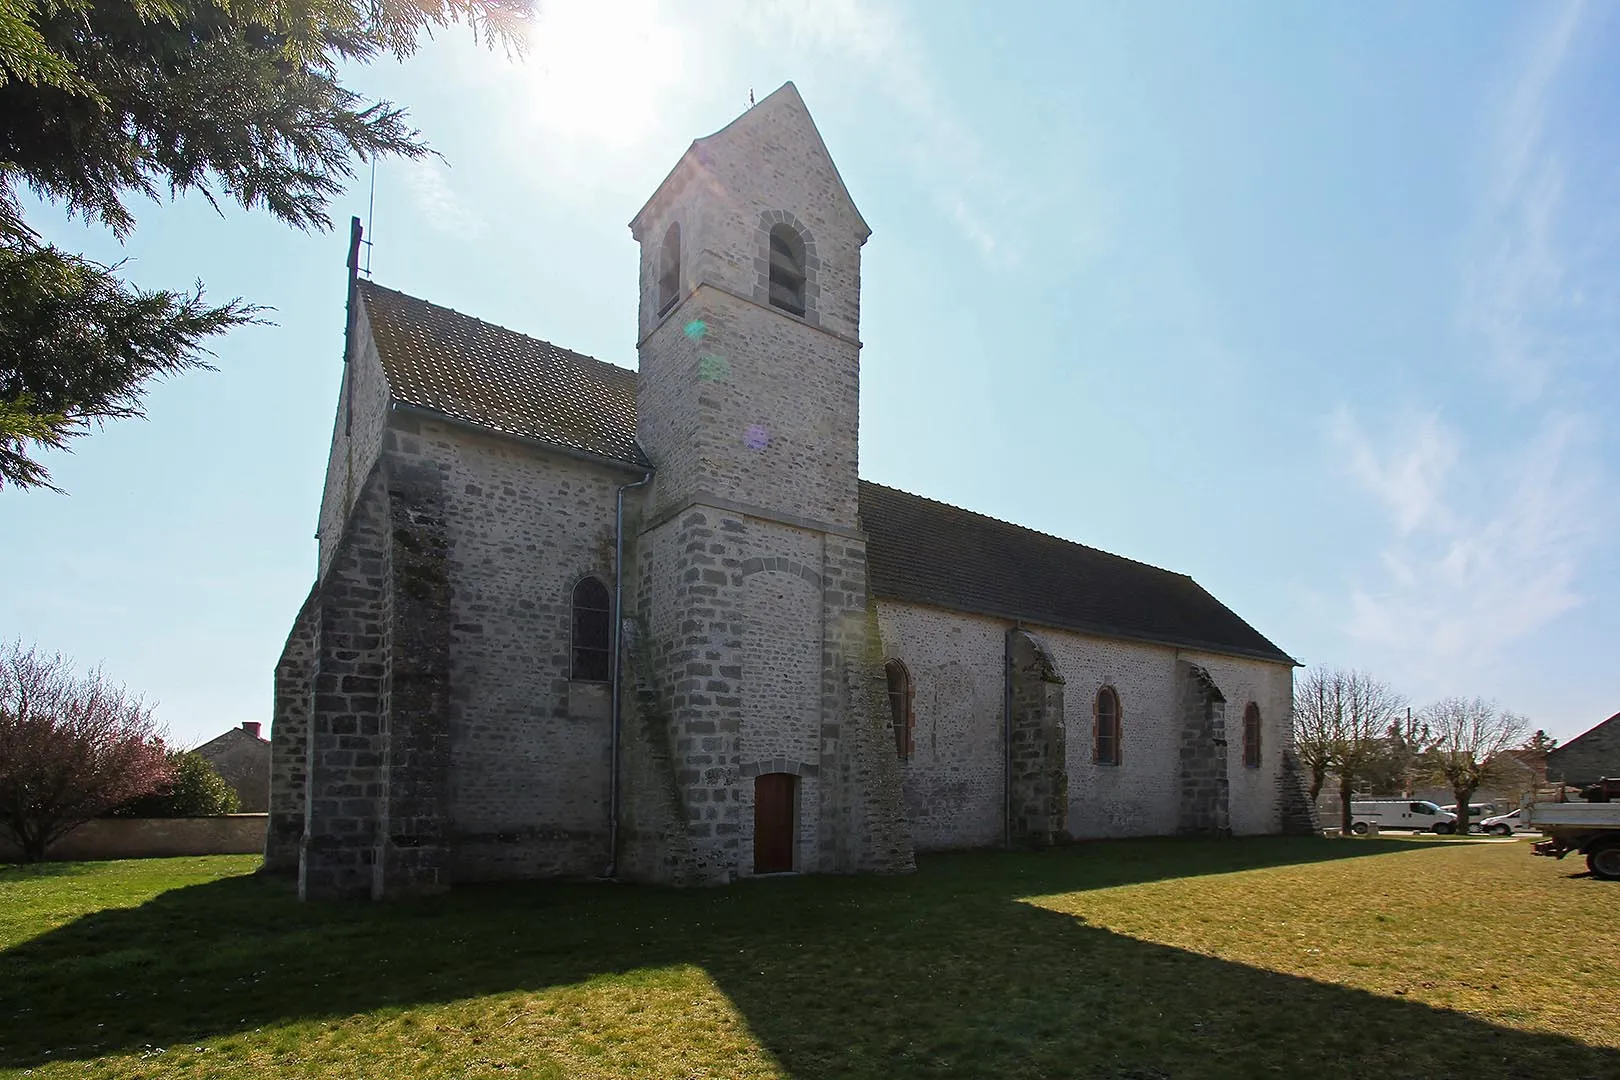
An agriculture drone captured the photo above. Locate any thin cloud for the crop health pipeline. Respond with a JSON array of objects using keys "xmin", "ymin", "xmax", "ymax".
[
  {"xmin": 400, "ymin": 159, "xmax": 488, "ymax": 238},
  {"xmin": 1334, "ymin": 409, "xmax": 1599, "ymax": 687},
  {"xmin": 1463, "ymin": 1, "xmax": 1587, "ymax": 397}
]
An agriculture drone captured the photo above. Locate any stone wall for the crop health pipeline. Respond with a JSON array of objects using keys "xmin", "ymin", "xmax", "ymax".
[
  {"xmin": 266, "ymin": 589, "xmax": 316, "ymax": 872},
  {"xmin": 300, "ymin": 464, "xmax": 392, "ymax": 899},
  {"xmin": 1, "ymin": 816, "xmax": 267, "ymax": 862},
  {"xmin": 631, "ymin": 502, "xmax": 911, "ymax": 883},
  {"xmin": 874, "ymin": 600, "xmax": 1296, "ymax": 847},
  {"xmin": 1175, "ymin": 663, "xmax": 1231, "ymax": 836},
  {"xmin": 382, "ymin": 411, "xmax": 635, "ymax": 881},
  {"xmin": 316, "ymin": 301, "xmax": 392, "ymax": 580},
  {"xmin": 1008, "ymin": 630, "xmax": 1067, "ymax": 847}
]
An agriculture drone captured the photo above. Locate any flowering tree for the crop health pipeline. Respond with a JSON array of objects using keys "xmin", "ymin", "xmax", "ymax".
[
  {"xmin": 1421, "ymin": 697, "xmax": 1529, "ymax": 836},
  {"xmin": 0, "ymin": 641, "xmax": 172, "ymax": 860}
]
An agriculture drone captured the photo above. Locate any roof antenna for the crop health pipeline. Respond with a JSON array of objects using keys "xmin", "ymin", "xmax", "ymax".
[
  {"xmin": 362, "ymin": 155, "xmax": 376, "ymax": 277},
  {"xmin": 748, "ymin": 87, "xmax": 755, "ymax": 108}
]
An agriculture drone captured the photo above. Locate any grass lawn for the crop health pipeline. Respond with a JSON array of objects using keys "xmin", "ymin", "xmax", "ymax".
[{"xmin": 1, "ymin": 836, "xmax": 1616, "ymax": 1079}]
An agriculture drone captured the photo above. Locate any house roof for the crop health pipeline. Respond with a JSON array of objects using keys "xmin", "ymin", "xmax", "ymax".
[
  {"xmin": 355, "ymin": 281, "xmax": 1295, "ymax": 666},
  {"xmin": 1547, "ymin": 711, "xmax": 1620, "ymax": 779}
]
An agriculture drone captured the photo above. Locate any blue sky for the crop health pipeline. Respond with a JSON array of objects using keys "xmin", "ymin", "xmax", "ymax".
[{"xmin": 5, "ymin": 0, "xmax": 1617, "ymax": 747}]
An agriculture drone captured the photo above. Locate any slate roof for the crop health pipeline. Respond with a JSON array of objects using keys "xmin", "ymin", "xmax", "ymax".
[
  {"xmin": 355, "ymin": 281, "xmax": 1294, "ymax": 666},
  {"xmin": 859, "ymin": 483, "xmax": 1293, "ymax": 663}
]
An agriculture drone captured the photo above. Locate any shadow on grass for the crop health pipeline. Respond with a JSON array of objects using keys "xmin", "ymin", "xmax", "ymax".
[
  {"xmin": 0, "ymin": 836, "xmax": 1612, "ymax": 1078},
  {"xmin": 0, "ymin": 861, "xmax": 99, "ymax": 879}
]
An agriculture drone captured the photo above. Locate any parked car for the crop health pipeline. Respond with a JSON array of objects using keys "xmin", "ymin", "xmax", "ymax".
[
  {"xmin": 1349, "ymin": 800, "xmax": 1457, "ymax": 834},
  {"xmin": 1440, "ymin": 803, "xmax": 1498, "ymax": 833},
  {"xmin": 1478, "ymin": 808, "xmax": 1535, "ymax": 836}
]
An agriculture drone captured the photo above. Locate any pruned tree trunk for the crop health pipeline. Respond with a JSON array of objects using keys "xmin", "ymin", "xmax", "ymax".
[{"xmin": 1339, "ymin": 775, "xmax": 1355, "ymax": 836}]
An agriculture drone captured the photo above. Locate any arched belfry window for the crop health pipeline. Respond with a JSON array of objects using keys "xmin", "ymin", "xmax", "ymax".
[
  {"xmin": 1094, "ymin": 687, "xmax": 1121, "ymax": 766},
  {"xmin": 1243, "ymin": 702, "xmax": 1262, "ymax": 768},
  {"xmin": 571, "ymin": 577, "xmax": 611, "ymax": 682},
  {"xmin": 657, "ymin": 221, "xmax": 681, "ymax": 316},
  {"xmin": 767, "ymin": 224, "xmax": 806, "ymax": 316},
  {"xmin": 886, "ymin": 659, "xmax": 914, "ymax": 759}
]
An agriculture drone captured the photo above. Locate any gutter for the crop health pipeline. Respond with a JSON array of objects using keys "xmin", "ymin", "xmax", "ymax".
[{"xmin": 606, "ymin": 470, "xmax": 654, "ymax": 878}]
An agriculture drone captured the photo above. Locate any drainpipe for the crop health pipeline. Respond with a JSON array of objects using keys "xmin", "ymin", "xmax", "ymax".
[
  {"xmin": 606, "ymin": 471, "xmax": 653, "ymax": 878},
  {"xmin": 1003, "ymin": 625, "xmax": 1016, "ymax": 851}
]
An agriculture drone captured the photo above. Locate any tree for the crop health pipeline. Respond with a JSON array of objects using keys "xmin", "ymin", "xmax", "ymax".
[
  {"xmin": 1293, "ymin": 667, "xmax": 1407, "ymax": 834},
  {"xmin": 1421, "ymin": 697, "xmax": 1530, "ymax": 836},
  {"xmin": 0, "ymin": 640, "xmax": 172, "ymax": 860},
  {"xmin": 1523, "ymin": 729, "xmax": 1559, "ymax": 753},
  {"xmin": 109, "ymin": 751, "xmax": 240, "ymax": 817},
  {"xmin": 1, "ymin": 0, "xmax": 530, "ymax": 491}
]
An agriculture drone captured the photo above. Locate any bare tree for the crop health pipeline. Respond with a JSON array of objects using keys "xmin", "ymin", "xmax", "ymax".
[
  {"xmin": 0, "ymin": 641, "xmax": 172, "ymax": 861},
  {"xmin": 1421, "ymin": 697, "xmax": 1530, "ymax": 836},
  {"xmin": 1292, "ymin": 671, "xmax": 1336, "ymax": 804},
  {"xmin": 1294, "ymin": 668, "xmax": 1407, "ymax": 834}
]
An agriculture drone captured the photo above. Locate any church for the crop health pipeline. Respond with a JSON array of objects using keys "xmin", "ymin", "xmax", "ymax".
[{"xmin": 267, "ymin": 83, "xmax": 1315, "ymax": 900}]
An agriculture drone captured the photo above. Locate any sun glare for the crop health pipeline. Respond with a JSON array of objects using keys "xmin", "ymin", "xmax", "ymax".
[{"xmin": 518, "ymin": 0, "xmax": 690, "ymax": 147}]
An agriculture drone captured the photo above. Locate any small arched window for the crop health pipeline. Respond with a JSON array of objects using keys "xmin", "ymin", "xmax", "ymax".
[
  {"xmin": 571, "ymin": 577, "xmax": 611, "ymax": 682},
  {"xmin": 767, "ymin": 224, "xmax": 806, "ymax": 316},
  {"xmin": 1094, "ymin": 687, "xmax": 1121, "ymax": 766},
  {"xmin": 1243, "ymin": 702, "xmax": 1262, "ymax": 768},
  {"xmin": 657, "ymin": 221, "xmax": 681, "ymax": 316},
  {"xmin": 885, "ymin": 659, "xmax": 914, "ymax": 759}
]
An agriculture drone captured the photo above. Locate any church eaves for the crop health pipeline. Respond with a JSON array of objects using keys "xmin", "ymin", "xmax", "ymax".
[{"xmin": 356, "ymin": 280, "xmax": 1294, "ymax": 667}]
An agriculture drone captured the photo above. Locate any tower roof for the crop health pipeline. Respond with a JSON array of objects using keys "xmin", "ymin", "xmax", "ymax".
[
  {"xmin": 353, "ymin": 281, "xmax": 1295, "ymax": 666},
  {"xmin": 630, "ymin": 81, "xmax": 870, "ymax": 241}
]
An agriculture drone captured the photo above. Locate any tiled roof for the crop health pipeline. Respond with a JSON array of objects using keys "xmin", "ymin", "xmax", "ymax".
[
  {"xmin": 355, "ymin": 281, "xmax": 1292, "ymax": 665},
  {"xmin": 359, "ymin": 281, "xmax": 648, "ymax": 465},
  {"xmin": 859, "ymin": 482, "xmax": 1293, "ymax": 664}
]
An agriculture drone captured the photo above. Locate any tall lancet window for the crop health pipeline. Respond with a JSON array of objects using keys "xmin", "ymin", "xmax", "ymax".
[
  {"xmin": 767, "ymin": 224, "xmax": 806, "ymax": 316},
  {"xmin": 571, "ymin": 577, "xmax": 612, "ymax": 682},
  {"xmin": 658, "ymin": 222, "xmax": 681, "ymax": 316}
]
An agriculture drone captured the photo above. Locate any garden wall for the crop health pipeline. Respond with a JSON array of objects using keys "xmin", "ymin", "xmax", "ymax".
[{"xmin": 0, "ymin": 814, "xmax": 267, "ymax": 862}]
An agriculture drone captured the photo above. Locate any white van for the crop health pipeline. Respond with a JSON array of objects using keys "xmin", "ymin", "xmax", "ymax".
[{"xmin": 1348, "ymin": 800, "xmax": 1457, "ymax": 835}]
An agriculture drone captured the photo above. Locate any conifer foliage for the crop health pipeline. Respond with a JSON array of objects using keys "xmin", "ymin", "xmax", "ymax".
[{"xmin": 0, "ymin": 0, "xmax": 530, "ymax": 490}]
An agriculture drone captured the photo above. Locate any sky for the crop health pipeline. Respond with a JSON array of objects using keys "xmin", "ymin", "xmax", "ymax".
[{"xmin": 4, "ymin": 0, "xmax": 1618, "ymax": 749}]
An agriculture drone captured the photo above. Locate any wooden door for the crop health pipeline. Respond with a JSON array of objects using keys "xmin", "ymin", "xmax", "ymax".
[{"xmin": 754, "ymin": 773, "xmax": 795, "ymax": 874}]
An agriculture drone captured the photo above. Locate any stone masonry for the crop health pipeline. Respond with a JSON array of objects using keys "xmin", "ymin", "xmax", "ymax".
[{"xmin": 1176, "ymin": 662, "xmax": 1231, "ymax": 836}]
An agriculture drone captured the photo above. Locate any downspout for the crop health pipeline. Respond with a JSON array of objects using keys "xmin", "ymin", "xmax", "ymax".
[
  {"xmin": 606, "ymin": 471, "xmax": 653, "ymax": 878},
  {"xmin": 1003, "ymin": 625, "xmax": 1016, "ymax": 850}
]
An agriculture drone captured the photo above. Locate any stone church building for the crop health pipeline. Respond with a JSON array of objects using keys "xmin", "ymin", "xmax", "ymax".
[{"xmin": 268, "ymin": 83, "xmax": 1314, "ymax": 900}]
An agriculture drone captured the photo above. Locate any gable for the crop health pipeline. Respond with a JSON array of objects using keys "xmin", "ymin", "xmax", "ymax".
[
  {"xmin": 354, "ymin": 282, "xmax": 1292, "ymax": 666},
  {"xmin": 630, "ymin": 82, "xmax": 870, "ymax": 243}
]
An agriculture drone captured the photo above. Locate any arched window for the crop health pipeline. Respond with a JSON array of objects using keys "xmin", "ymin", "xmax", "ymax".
[
  {"xmin": 1243, "ymin": 702, "xmax": 1262, "ymax": 768},
  {"xmin": 885, "ymin": 659, "xmax": 914, "ymax": 759},
  {"xmin": 767, "ymin": 224, "xmax": 806, "ymax": 316},
  {"xmin": 570, "ymin": 577, "xmax": 611, "ymax": 682},
  {"xmin": 657, "ymin": 221, "xmax": 681, "ymax": 316},
  {"xmin": 1094, "ymin": 687, "xmax": 1121, "ymax": 766}
]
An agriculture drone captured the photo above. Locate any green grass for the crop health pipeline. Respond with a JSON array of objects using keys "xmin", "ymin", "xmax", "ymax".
[{"xmin": 1, "ymin": 837, "xmax": 1616, "ymax": 1078}]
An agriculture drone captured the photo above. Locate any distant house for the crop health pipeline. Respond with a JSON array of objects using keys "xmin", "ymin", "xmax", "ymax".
[
  {"xmin": 195, "ymin": 722, "xmax": 271, "ymax": 813},
  {"xmin": 1548, "ymin": 712, "xmax": 1620, "ymax": 788}
]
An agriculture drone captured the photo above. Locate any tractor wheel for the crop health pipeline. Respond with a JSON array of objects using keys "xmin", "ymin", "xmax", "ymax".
[{"xmin": 1588, "ymin": 842, "xmax": 1620, "ymax": 881}]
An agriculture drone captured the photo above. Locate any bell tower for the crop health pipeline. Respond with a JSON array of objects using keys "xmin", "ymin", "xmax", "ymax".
[
  {"xmin": 623, "ymin": 84, "xmax": 910, "ymax": 884},
  {"xmin": 629, "ymin": 81, "xmax": 870, "ymax": 527}
]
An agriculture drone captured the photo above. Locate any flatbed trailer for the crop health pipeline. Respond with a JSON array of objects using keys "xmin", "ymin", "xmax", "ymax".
[{"xmin": 1528, "ymin": 778, "xmax": 1620, "ymax": 881}]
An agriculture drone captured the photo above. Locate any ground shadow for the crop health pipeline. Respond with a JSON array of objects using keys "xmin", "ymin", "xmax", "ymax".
[{"xmin": 1, "ymin": 836, "xmax": 1612, "ymax": 1077}]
